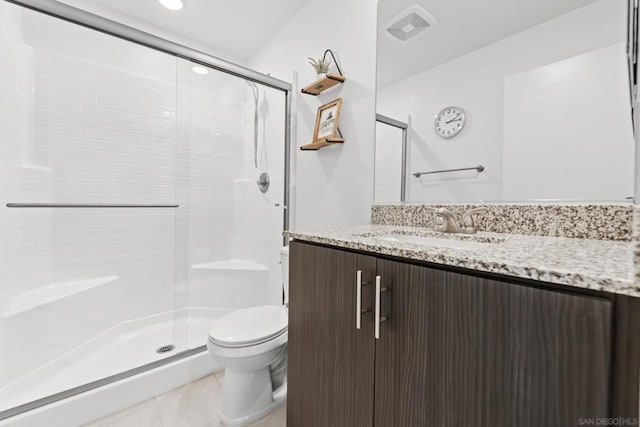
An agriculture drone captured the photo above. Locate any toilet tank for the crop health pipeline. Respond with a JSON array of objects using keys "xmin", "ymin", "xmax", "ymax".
[{"xmin": 280, "ymin": 246, "xmax": 289, "ymax": 305}]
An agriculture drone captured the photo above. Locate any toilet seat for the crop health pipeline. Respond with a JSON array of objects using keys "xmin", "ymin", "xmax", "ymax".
[
  {"xmin": 208, "ymin": 305, "xmax": 288, "ymax": 348},
  {"xmin": 208, "ymin": 330, "xmax": 287, "ymax": 360}
]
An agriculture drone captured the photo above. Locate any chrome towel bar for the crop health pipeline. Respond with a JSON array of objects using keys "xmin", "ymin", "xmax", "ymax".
[{"xmin": 413, "ymin": 165, "xmax": 485, "ymax": 178}]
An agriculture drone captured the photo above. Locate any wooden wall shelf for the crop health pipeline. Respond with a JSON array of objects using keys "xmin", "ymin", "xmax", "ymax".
[
  {"xmin": 301, "ymin": 74, "xmax": 346, "ymax": 96},
  {"xmin": 300, "ymin": 137, "xmax": 345, "ymax": 151}
]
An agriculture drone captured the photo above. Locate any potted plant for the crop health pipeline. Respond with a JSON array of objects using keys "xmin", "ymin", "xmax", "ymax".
[{"xmin": 308, "ymin": 56, "xmax": 332, "ymax": 80}]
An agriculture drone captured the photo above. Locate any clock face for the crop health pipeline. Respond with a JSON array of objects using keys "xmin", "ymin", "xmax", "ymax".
[{"xmin": 434, "ymin": 106, "xmax": 466, "ymax": 138}]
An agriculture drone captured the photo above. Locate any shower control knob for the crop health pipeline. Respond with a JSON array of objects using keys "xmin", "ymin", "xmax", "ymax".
[{"xmin": 256, "ymin": 172, "xmax": 270, "ymax": 193}]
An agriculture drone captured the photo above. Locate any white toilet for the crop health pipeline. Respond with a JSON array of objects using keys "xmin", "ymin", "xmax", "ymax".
[{"xmin": 206, "ymin": 246, "xmax": 290, "ymax": 426}]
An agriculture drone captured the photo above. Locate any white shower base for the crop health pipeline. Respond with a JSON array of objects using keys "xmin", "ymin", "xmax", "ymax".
[{"xmin": 0, "ymin": 307, "xmax": 228, "ymax": 425}]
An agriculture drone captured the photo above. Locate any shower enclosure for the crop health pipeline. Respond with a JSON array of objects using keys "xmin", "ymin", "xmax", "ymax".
[{"xmin": 0, "ymin": 0, "xmax": 290, "ymax": 421}]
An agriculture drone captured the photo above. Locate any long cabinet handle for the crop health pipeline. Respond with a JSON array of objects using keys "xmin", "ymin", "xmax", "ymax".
[
  {"xmin": 356, "ymin": 270, "xmax": 363, "ymax": 329},
  {"xmin": 375, "ymin": 276, "xmax": 389, "ymax": 340},
  {"xmin": 356, "ymin": 270, "xmax": 371, "ymax": 330}
]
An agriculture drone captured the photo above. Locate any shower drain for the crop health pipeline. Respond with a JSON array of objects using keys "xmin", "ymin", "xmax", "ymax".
[{"xmin": 156, "ymin": 344, "xmax": 175, "ymax": 354}]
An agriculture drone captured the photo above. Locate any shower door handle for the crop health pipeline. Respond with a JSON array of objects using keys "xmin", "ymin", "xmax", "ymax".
[{"xmin": 6, "ymin": 203, "xmax": 179, "ymax": 208}]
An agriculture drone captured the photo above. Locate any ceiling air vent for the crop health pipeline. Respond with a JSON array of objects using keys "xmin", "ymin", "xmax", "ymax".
[{"xmin": 384, "ymin": 5, "xmax": 437, "ymax": 42}]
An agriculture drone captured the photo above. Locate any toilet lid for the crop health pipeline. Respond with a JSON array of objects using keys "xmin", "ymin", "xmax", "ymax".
[{"xmin": 209, "ymin": 305, "xmax": 288, "ymax": 347}]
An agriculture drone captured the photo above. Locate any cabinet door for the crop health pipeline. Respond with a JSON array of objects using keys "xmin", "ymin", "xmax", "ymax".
[
  {"xmin": 374, "ymin": 259, "xmax": 612, "ymax": 427},
  {"xmin": 287, "ymin": 242, "xmax": 376, "ymax": 427}
]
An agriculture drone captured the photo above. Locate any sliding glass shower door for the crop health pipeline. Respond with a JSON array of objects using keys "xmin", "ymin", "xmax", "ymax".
[
  {"xmin": 0, "ymin": 0, "xmax": 289, "ymax": 419},
  {"xmin": 175, "ymin": 59, "xmax": 287, "ymax": 349},
  {"xmin": 0, "ymin": 2, "xmax": 181, "ymax": 412}
]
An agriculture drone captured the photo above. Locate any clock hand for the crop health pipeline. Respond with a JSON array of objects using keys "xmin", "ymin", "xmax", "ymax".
[{"xmin": 446, "ymin": 117, "xmax": 461, "ymax": 124}]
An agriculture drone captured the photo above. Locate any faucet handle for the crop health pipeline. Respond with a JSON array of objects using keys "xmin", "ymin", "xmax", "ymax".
[
  {"xmin": 433, "ymin": 208, "xmax": 460, "ymax": 233},
  {"xmin": 461, "ymin": 207, "xmax": 487, "ymax": 234},
  {"xmin": 435, "ymin": 207, "xmax": 455, "ymax": 217}
]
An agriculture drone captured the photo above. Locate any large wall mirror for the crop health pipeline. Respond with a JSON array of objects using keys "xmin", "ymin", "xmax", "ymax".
[{"xmin": 374, "ymin": 0, "xmax": 636, "ymax": 203}]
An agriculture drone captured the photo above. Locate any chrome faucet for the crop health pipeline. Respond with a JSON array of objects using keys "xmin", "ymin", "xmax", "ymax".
[{"xmin": 429, "ymin": 207, "xmax": 487, "ymax": 234}]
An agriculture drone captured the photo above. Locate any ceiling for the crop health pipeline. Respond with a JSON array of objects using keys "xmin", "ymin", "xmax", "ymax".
[
  {"xmin": 56, "ymin": 0, "xmax": 311, "ymax": 63},
  {"xmin": 377, "ymin": 0, "xmax": 601, "ymax": 87}
]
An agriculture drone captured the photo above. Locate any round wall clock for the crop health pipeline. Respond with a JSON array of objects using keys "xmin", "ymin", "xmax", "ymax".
[{"xmin": 434, "ymin": 106, "xmax": 466, "ymax": 138}]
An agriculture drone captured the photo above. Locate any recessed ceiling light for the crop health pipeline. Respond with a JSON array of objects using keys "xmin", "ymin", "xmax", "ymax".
[
  {"xmin": 192, "ymin": 66, "xmax": 209, "ymax": 75},
  {"xmin": 158, "ymin": 0, "xmax": 184, "ymax": 11}
]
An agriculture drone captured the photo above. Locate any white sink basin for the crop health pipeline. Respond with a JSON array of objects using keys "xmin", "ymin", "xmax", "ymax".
[{"xmin": 372, "ymin": 233, "xmax": 499, "ymax": 251}]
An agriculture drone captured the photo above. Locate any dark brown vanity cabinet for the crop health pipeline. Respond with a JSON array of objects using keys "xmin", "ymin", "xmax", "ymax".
[
  {"xmin": 374, "ymin": 258, "xmax": 611, "ymax": 427},
  {"xmin": 287, "ymin": 240, "xmax": 376, "ymax": 427},
  {"xmin": 287, "ymin": 241, "xmax": 640, "ymax": 427}
]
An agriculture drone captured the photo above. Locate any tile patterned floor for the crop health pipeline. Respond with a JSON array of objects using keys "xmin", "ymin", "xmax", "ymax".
[{"xmin": 83, "ymin": 372, "xmax": 286, "ymax": 427}]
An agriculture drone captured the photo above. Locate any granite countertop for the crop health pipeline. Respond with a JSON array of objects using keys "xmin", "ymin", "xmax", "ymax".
[{"xmin": 284, "ymin": 224, "xmax": 638, "ymax": 297}]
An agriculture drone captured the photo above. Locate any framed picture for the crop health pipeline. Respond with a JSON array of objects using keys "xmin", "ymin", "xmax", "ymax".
[{"xmin": 313, "ymin": 98, "xmax": 343, "ymax": 143}]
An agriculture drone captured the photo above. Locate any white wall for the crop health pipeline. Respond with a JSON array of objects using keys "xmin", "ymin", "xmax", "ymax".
[
  {"xmin": 249, "ymin": 0, "xmax": 378, "ymax": 229},
  {"xmin": 503, "ymin": 43, "xmax": 634, "ymax": 200},
  {"xmin": 377, "ymin": 0, "xmax": 631, "ymax": 202}
]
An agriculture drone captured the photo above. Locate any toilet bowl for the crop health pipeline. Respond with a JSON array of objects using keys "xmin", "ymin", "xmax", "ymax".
[{"xmin": 207, "ymin": 247, "xmax": 290, "ymax": 426}]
